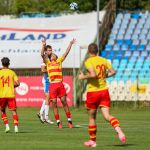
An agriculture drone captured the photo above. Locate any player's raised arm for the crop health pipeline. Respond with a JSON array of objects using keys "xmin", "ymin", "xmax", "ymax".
[
  {"xmin": 41, "ymin": 39, "xmax": 49, "ymax": 63},
  {"xmin": 41, "ymin": 38, "xmax": 46, "ymax": 58},
  {"xmin": 62, "ymin": 38, "xmax": 76, "ymax": 61}
]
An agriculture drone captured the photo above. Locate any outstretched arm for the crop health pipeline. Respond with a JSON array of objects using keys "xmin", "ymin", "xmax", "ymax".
[
  {"xmin": 62, "ymin": 38, "xmax": 76, "ymax": 61},
  {"xmin": 41, "ymin": 39, "xmax": 49, "ymax": 63},
  {"xmin": 41, "ymin": 38, "xmax": 46, "ymax": 58}
]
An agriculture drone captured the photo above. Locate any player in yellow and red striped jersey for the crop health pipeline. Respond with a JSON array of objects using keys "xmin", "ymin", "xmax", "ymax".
[
  {"xmin": 78, "ymin": 43, "xmax": 126, "ymax": 147},
  {"xmin": 42, "ymin": 38, "xmax": 76, "ymax": 128},
  {"xmin": 0, "ymin": 57, "xmax": 20, "ymax": 133}
]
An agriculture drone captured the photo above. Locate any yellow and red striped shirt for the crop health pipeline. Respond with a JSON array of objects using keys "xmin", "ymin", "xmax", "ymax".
[
  {"xmin": 0, "ymin": 68, "xmax": 18, "ymax": 98},
  {"xmin": 46, "ymin": 57, "xmax": 63, "ymax": 82}
]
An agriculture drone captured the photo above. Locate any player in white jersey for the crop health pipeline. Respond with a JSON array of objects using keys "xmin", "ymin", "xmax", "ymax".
[{"xmin": 37, "ymin": 40, "xmax": 54, "ymax": 124}]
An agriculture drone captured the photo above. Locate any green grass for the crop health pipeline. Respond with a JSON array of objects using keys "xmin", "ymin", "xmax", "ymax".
[{"xmin": 0, "ymin": 107, "xmax": 150, "ymax": 150}]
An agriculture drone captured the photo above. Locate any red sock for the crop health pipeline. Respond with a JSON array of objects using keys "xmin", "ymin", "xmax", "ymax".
[
  {"xmin": 55, "ymin": 114, "xmax": 60, "ymax": 121},
  {"xmin": 2, "ymin": 114, "xmax": 8, "ymax": 124},
  {"xmin": 110, "ymin": 117, "xmax": 120, "ymax": 128},
  {"xmin": 66, "ymin": 112, "xmax": 71, "ymax": 119},
  {"xmin": 13, "ymin": 115, "xmax": 19, "ymax": 126},
  {"xmin": 88, "ymin": 125, "xmax": 97, "ymax": 141}
]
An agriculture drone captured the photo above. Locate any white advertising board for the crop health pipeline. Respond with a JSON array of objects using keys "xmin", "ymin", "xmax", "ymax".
[{"xmin": 0, "ymin": 11, "xmax": 105, "ymax": 68}]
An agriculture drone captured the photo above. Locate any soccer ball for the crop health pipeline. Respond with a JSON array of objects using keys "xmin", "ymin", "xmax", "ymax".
[{"xmin": 70, "ymin": 2, "xmax": 78, "ymax": 10}]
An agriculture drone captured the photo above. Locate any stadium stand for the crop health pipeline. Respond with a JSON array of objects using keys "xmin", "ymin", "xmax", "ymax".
[{"xmin": 102, "ymin": 11, "xmax": 150, "ymax": 101}]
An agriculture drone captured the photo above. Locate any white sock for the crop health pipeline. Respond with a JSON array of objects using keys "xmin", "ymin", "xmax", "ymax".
[
  {"xmin": 68, "ymin": 118, "xmax": 72, "ymax": 121},
  {"xmin": 40, "ymin": 100, "xmax": 46, "ymax": 115},
  {"xmin": 57, "ymin": 120, "xmax": 60, "ymax": 123},
  {"xmin": 44, "ymin": 105, "xmax": 49, "ymax": 120},
  {"xmin": 6, "ymin": 124, "xmax": 10, "ymax": 129}
]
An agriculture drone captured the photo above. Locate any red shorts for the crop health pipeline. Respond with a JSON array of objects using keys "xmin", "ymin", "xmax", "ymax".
[
  {"xmin": 86, "ymin": 89, "xmax": 110, "ymax": 110},
  {"xmin": 0, "ymin": 98, "xmax": 17, "ymax": 110},
  {"xmin": 49, "ymin": 82, "xmax": 66, "ymax": 99}
]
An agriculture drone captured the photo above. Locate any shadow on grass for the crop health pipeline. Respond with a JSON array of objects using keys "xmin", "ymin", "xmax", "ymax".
[
  {"xmin": 112, "ymin": 143, "xmax": 136, "ymax": 147},
  {"xmin": 17, "ymin": 131, "xmax": 37, "ymax": 134}
]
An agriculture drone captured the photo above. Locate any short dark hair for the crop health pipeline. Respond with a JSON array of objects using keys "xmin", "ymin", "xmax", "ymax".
[
  {"xmin": 1, "ymin": 57, "xmax": 10, "ymax": 67},
  {"xmin": 88, "ymin": 43, "xmax": 98, "ymax": 54},
  {"xmin": 46, "ymin": 45, "xmax": 52, "ymax": 50}
]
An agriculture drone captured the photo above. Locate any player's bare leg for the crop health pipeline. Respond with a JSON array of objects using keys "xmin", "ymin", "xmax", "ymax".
[
  {"xmin": 44, "ymin": 93, "xmax": 54, "ymax": 124},
  {"xmin": 84, "ymin": 109, "xmax": 97, "ymax": 147},
  {"xmin": 52, "ymin": 99, "xmax": 62, "ymax": 128},
  {"xmin": 12, "ymin": 110, "xmax": 19, "ymax": 133},
  {"xmin": 60, "ymin": 96, "xmax": 73, "ymax": 128},
  {"xmin": 101, "ymin": 107, "xmax": 126, "ymax": 143},
  {"xmin": 1, "ymin": 109, "xmax": 10, "ymax": 133}
]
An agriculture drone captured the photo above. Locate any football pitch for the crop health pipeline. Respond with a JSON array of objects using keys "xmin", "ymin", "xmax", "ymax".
[{"xmin": 0, "ymin": 107, "xmax": 150, "ymax": 150}]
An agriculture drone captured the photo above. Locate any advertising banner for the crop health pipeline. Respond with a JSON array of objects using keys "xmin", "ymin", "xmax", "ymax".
[
  {"xmin": 15, "ymin": 76, "xmax": 73, "ymax": 107},
  {"xmin": 0, "ymin": 11, "xmax": 105, "ymax": 68}
]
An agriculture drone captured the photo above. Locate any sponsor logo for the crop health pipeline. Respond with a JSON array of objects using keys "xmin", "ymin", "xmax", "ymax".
[
  {"xmin": 0, "ymin": 27, "xmax": 77, "ymax": 41},
  {"xmin": 16, "ymin": 82, "xmax": 29, "ymax": 95},
  {"xmin": 0, "ymin": 33, "xmax": 66, "ymax": 41}
]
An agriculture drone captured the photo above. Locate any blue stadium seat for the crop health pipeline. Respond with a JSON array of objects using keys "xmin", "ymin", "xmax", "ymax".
[
  {"xmin": 129, "ymin": 57, "xmax": 137, "ymax": 62},
  {"xmin": 117, "ymin": 51, "xmax": 124, "ymax": 56},
  {"xmin": 110, "ymin": 51, "xmax": 115, "ymax": 57},
  {"xmin": 137, "ymin": 45, "xmax": 145, "ymax": 51},
  {"xmin": 135, "ymin": 62, "xmax": 143, "ymax": 67},
  {"xmin": 125, "ymin": 39, "xmax": 132, "ymax": 45},
  {"xmin": 131, "ymin": 34, "xmax": 138, "ymax": 40},
  {"xmin": 118, "ymin": 65, "xmax": 126, "ymax": 71},
  {"xmin": 125, "ymin": 51, "xmax": 131, "ymax": 57},
  {"xmin": 136, "ymin": 57, "xmax": 144, "ymax": 63},
  {"xmin": 108, "ymin": 39, "xmax": 115, "ymax": 45},
  {"xmin": 127, "ymin": 61, "xmax": 135, "ymax": 68},
  {"xmin": 113, "ymin": 45, "xmax": 120, "ymax": 51},
  {"xmin": 117, "ymin": 39, "xmax": 124, "ymax": 45},
  {"xmin": 133, "ymin": 39, "xmax": 139, "ymax": 45},
  {"xmin": 141, "ymin": 51, "xmax": 148, "ymax": 57},
  {"xmin": 132, "ymin": 51, "xmax": 140, "ymax": 57},
  {"xmin": 146, "ymin": 44, "xmax": 150, "ymax": 51},
  {"xmin": 146, "ymin": 33, "xmax": 150, "ymax": 40},
  {"xmin": 121, "ymin": 44, "xmax": 128, "ymax": 51},
  {"xmin": 130, "ymin": 45, "xmax": 136, "ymax": 51},
  {"xmin": 101, "ymin": 51, "xmax": 107, "ymax": 57},
  {"xmin": 140, "ymin": 39, "xmax": 147, "ymax": 45},
  {"xmin": 113, "ymin": 59, "xmax": 119, "ymax": 64},
  {"xmin": 124, "ymin": 34, "xmax": 131, "ymax": 40},
  {"xmin": 143, "ymin": 62, "xmax": 150, "ymax": 68},
  {"xmin": 115, "ymin": 56, "xmax": 122, "ymax": 61},
  {"xmin": 106, "ymin": 56, "xmax": 113, "ymax": 61},
  {"xmin": 133, "ymin": 29, "xmax": 141, "ymax": 35},
  {"xmin": 131, "ymin": 13, "xmax": 140, "ymax": 19},
  {"xmin": 139, "ymin": 34, "xmax": 146, "ymax": 40},
  {"xmin": 105, "ymin": 44, "xmax": 112, "ymax": 51},
  {"xmin": 141, "ymin": 29, "xmax": 148, "ymax": 34},
  {"xmin": 120, "ymin": 62, "xmax": 127, "ymax": 68},
  {"xmin": 120, "ymin": 58, "xmax": 128, "ymax": 64},
  {"xmin": 126, "ymin": 29, "xmax": 133, "ymax": 35},
  {"xmin": 135, "ymin": 65, "xmax": 142, "ymax": 70}
]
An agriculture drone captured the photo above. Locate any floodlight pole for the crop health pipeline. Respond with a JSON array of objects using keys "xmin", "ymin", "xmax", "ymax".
[{"xmin": 97, "ymin": 0, "xmax": 100, "ymax": 53}]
